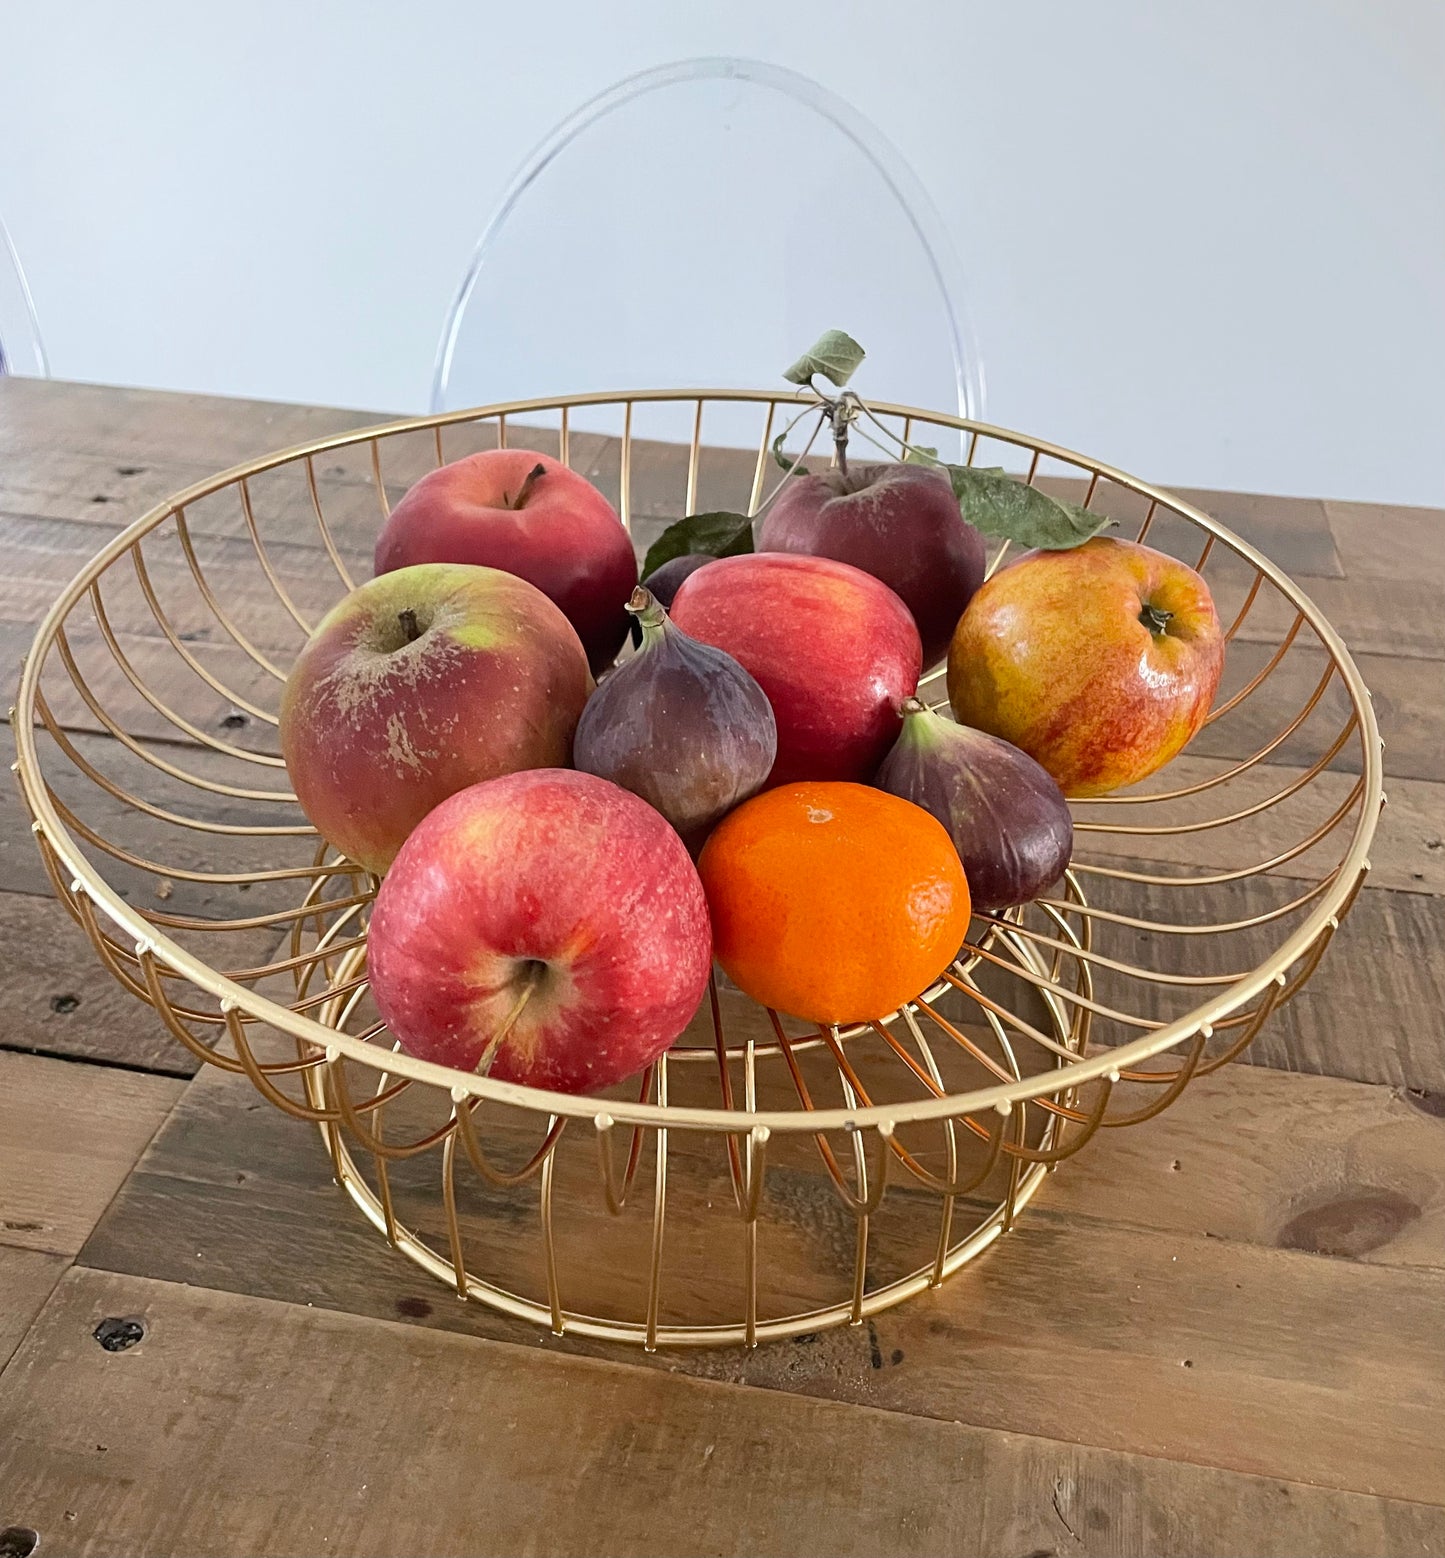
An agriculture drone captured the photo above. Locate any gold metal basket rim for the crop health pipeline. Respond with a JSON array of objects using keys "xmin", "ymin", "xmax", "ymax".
[{"xmin": 11, "ymin": 386, "xmax": 1384, "ymax": 1135}]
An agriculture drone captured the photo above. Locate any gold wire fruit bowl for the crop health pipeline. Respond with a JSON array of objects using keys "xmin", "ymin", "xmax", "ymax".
[{"xmin": 12, "ymin": 388, "xmax": 1382, "ymax": 1349}]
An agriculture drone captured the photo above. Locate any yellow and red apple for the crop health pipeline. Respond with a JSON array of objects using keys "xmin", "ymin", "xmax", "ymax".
[
  {"xmin": 374, "ymin": 449, "xmax": 638, "ymax": 674},
  {"xmin": 367, "ymin": 769, "xmax": 713, "ymax": 1093},
  {"xmin": 947, "ymin": 537, "xmax": 1224, "ymax": 796},
  {"xmin": 279, "ymin": 562, "xmax": 591, "ymax": 874}
]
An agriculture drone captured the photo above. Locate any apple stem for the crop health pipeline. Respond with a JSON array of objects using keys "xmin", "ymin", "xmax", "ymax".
[
  {"xmin": 474, "ymin": 960, "xmax": 545, "ymax": 1078},
  {"xmin": 1139, "ymin": 602, "xmax": 1175, "ymax": 636},
  {"xmin": 507, "ymin": 462, "xmax": 548, "ymax": 510},
  {"xmin": 397, "ymin": 608, "xmax": 422, "ymax": 644}
]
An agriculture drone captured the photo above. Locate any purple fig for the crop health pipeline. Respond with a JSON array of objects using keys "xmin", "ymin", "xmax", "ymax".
[
  {"xmin": 575, "ymin": 586, "xmax": 777, "ymax": 851},
  {"xmin": 875, "ymin": 698, "xmax": 1073, "ymax": 911},
  {"xmin": 641, "ymin": 552, "xmax": 716, "ymax": 607}
]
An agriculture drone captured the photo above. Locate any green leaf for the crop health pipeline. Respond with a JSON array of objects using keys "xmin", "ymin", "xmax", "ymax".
[
  {"xmin": 902, "ymin": 444, "xmax": 940, "ymax": 466},
  {"xmin": 945, "ymin": 465, "xmax": 1112, "ymax": 550},
  {"xmin": 771, "ymin": 430, "xmax": 809, "ymax": 476},
  {"xmin": 782, "ymin": 329, "xmax": 866, "ymax": 388},
  {"xmin": 641, "ymin": 511, "xmax": 755, "ymax": 581}
]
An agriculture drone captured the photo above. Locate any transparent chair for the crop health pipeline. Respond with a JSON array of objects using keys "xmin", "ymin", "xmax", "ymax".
[
  {"xmin": 431, "ymin": 57, "xmax": 983, "ymax": 448},
  {"xmin": 0, "ymin": 216, "xmax": 47, "ymax": 378}
]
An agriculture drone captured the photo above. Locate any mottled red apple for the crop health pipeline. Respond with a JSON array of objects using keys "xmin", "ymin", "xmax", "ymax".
[
  {"xmin": 279, "ymin": 563, "xmax": 591, "ymax": 875},
  {"xmin": 670, "ymin": 552, "xmax": 922, "ymax": 785},
  {"xmin": 367, "ymin": 769, "xmax": 713, "ymax": 1093},
  {"xmin": 758, "ymin": 462, "xmax": 985, "ymax": 666},
  {"xmin": 374, "ymin": 449, "xmax": 638, "ymax": 673}
]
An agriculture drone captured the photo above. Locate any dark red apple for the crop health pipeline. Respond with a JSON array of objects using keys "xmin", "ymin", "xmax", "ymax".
[
  {"xmin": 366, "ymin": 769, "xmax": 713, "ymax": 1094},
  {"xmin": 374, "ymin": 449, "xmax": 638, "ymax": 674},
  {"xmin": 669, "ymin": 552, "xmax": 922, "ymax": 785},
  {"xmin": 757, "ymin": 463, "xmax": 985, "ymax": 666}
]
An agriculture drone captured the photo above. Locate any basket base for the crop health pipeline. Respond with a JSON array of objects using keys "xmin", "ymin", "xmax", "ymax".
[
  {"xmin": 318, "ymin": 1117, "xmax": 1056, "ymax": 1348},
  {"xmin": 306, "ymin": 918, "xmax": 1082, "ymax": 1349}
]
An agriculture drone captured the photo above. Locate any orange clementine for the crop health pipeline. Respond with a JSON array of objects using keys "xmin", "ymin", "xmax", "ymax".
[{"xmin": 697, "ymin": 782, "xmax": 972, "ymax": 1025}]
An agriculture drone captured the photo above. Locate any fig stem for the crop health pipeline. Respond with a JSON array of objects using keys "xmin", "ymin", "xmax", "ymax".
[
  {"xmin": 397, "ymin": 608, "xmax": 422, "ymax": 644},
  {"xmin": 506, "ymin": 462, "xmax": 548, "ymax": 509},
  {"xmin": 899, "ymin": 696, "xmax": 931, "ymax": 717},
  {"xmin": 1139, "ymin": 602, "xmax": 1174, "ymax": 635},
  {"xmin": 474, "ymin": 960, "xmax": 545, "ymax": 1078},
  {"xmin": 625, "ymin": 584, "xmax": 668, "ymax": 641}
]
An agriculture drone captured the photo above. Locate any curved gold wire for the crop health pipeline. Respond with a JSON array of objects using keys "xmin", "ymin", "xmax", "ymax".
[
  {"xmin": 1074, "ymin": 716, "xmax": 1358, "ymax": 836},
  {"xmin": 130, "ymin": 538, "xmax": 281, "ymax": 726},
  {"xmin": 172, "ymin": 507, "xmax": 289, "ymax": 680},
  {"xmin": 1084, "ymin": 659, "xmax": 1340, "ymax": 805},
  {"xmin": 60, "ymin": 603, "xmax": 286, "ymax": 770},
  {"xmin": 303, "ymin": 454, "xmax": 359, "ymax": 593}
]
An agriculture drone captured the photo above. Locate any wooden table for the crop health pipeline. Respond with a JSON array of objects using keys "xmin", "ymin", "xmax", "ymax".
[{"xmin": 1, "ymin": 376, "xmax": 1443, "ymax": 1558}]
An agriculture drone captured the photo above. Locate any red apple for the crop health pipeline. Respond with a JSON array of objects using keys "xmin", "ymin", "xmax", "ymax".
[
  {"xmin": 374, "ymin": 449, "xmax": 638, "ymax": 674},
  {"xmin": 366, "ymin": 769, "xmax": 713, "ymax": 1093},
  {"xmin": 758, "ymin": 463, "xmax": 985, "ymax": 666},
  {"xmin": 947, "ymin": 537, "xmax": 1225, "ymax": 796},
  {"xmin": 280, "ymin": 563, "xmax": 591, "ymax": 875},
  {"xmin": 670, "ymin": 552, "xmax": 922, "ymax": 785}
]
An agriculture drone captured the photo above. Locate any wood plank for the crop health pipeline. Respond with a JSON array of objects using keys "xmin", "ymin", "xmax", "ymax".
[
  {"xmin": 0, "ymin": 508, "xmax": 352, "ymax": 658},
  {"xmin": 0, "ymin": 376, "xmax": 394, "ymax": 470},
  {"xmin": 6, "ymin": 610, "xmax": 287, "ymax": 756},
  {"xmin": 1, "ymin": 1268, "xmax": 1441, "ymax": 1558},
  {"xmin": 1041, "ymin": 1064, "xmax": 1445, "ymax": 1268},
  {"xmin": 1071, "ymin": 754, "xmax": 1440, "ymax": 896},
  {"xmin": 2, "ymin": 726, "xmax": 310, "ymax": 923},
  {"xmin": 78, "ymin": 1054, "xmax": 1445, "ymax": 1500},
  {"xmin": 0, "ymin": 1051, "xmax": 182, "ymax": 1256},
  {"xmin": 1221, "ymin": 569, "xmax": 1445, "ymax": 661},
  {"xmin": 1075, "ymin": 875, "xmax": 1445, "ymax": 1092},
  {"xmin": 1326, "ymin": 498, "xmax": 1445, "ymax": 592},
  {"xmin": 0, "ymin": 892, "xmax": 210, "ymax": 1075},
  {"xmin": 0, "ymin": 1247, "xmax": 66, "ymax": 1372},
  {"xmin": 1191, "ymin": 638, "xmax": 1433, "ymax": 781},
  {"xmin": 1168, "ymin": 485, "xmax": 1345, "ymax": 579}
]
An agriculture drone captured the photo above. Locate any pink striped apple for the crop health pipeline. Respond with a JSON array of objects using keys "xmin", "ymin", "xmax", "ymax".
[{"xmin": 367, "ymin": 769, "xmax": 713, "ymax": 1093}]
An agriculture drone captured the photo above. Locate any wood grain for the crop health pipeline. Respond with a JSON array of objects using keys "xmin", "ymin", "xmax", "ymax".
[
  {"xmin": 1041, "ymin": 1064, "xmax": 1445, "ymax": 1268},
  {"xmin": 0, "ymin": 378, "xmax": 394, "ymax": 470},
  {"xmin": 0, "ymin": 892, "xmax": 214, "ymax": 1075},
  {"xmin": 1071, "ymin": 754, "xmax": 1442, "ymax": 895},
  {"xmin": 1, "ymin": 725, "xmax": 309, "ymax": 923},
  {"xmin": 0, "ymin": 1051, "xmax": 182, "ymax": 1256},
  {"xmin": 1, "ymin": 1267, "xmax": 1440, "ymax": 1558},
  {"xmin": 0, "ymin": 1247, "xmax": 65, "ymax": 1371},
  {"xmin": 79, "ymin": 1055, "xmax": 1445, "ymax": 1500},
  {"xmin": 1082, "ymin": 875, "xmax": 1445, "ymax": 1091},
  {"xmin": 1190, "ymin": 638, "xmax": 1434, "ymax": 781}
]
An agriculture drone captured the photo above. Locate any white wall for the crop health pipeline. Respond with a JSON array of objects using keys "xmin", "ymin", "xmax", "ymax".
[{"xmin": 3, "ymin": 0, "xmax": 1442, "ymax": 505}]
